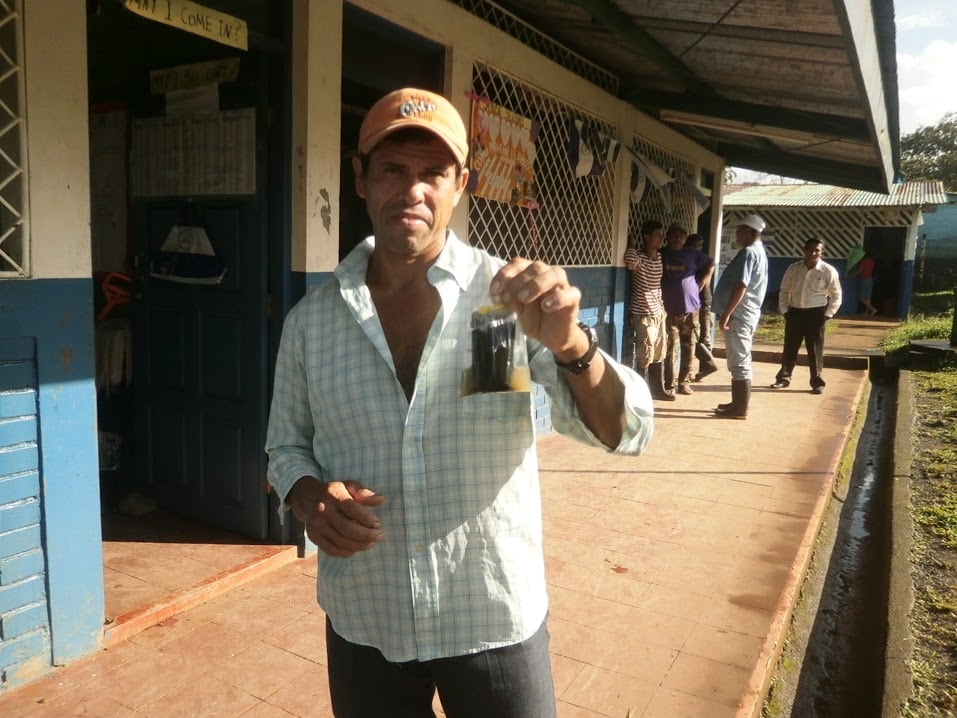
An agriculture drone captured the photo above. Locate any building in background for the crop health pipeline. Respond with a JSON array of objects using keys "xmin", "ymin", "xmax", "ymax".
[
  {"xmin": 915, "ymin": 192, "xmax": 957, "ymax": 292},
  {"xmin": 722, "ymin": 181, "xmax": 947, "ymax": 318}
]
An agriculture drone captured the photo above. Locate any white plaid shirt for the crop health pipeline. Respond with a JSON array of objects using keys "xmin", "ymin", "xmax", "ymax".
[{"xmin": 265, "ymin": 233, "xmax": 653, "ymax": 662}]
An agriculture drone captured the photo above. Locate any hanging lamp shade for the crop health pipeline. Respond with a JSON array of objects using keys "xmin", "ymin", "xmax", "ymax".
[{"xmin": 149, "ymin": 221, "xmax": 226, "ymax": 284}]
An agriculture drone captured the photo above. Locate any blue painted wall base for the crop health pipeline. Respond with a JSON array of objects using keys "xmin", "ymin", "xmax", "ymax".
[{"xmin": 0, "ymin": 279, "xmax": 102, "ymax": 690}]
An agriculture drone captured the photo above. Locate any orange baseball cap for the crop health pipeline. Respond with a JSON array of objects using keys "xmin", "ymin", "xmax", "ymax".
[{"xmin": 358, "ymin": 87, "xmax": 469, "ymax": 166}]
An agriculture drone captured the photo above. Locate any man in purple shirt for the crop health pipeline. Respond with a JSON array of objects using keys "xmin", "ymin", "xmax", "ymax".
[{"xmin": 660, "ymin": 224, "xmax": 715, "ymax": 395}]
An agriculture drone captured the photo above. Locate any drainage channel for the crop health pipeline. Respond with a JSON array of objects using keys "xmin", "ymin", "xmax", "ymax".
[{"xmin": 766, "ymin": 367, "xmax": 898, "ymax": 717}]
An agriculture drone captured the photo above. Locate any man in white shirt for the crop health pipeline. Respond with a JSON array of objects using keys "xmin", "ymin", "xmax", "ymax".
[
  {"xmin": 265, "ymin": 87, "xmax": 654, "ymax": 717},
  {"xmin": 771, "ymin": 237, "xmax": 843, "ymax": 394}
]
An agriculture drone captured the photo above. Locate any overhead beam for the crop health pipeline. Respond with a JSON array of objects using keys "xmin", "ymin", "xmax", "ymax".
[
  {"xmin": 626, "ymin": 15, "xmax": 846, "ymax": 49},
  {"xmin": 723, "ymin": 145, "xmax": 889, "ymax": 193},
  {"xmin": 566, "ymin": 0, "xmax": 715, "ymax": 96},
  {"xmin": 833, "ymin": 0, "xmax": 897, "ymax": 190},
  {"xmin": 625, "ymin": 89, "xmax": 870, "ymax": 141}
]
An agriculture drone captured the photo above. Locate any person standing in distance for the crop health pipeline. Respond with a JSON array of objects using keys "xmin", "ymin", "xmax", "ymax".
[
  {"xmin": 771, "ymin": 237, "xmax": 843, "ymax": 394},
  {"xmin": 623, "ymin": 220, "xmax": 674, "ymax": 401},
  {"xmin": 710, "ymin": 214, "xmax": 769, "ymax": 419},
  {"xmin": 685, "ymin": 233, "xmax": 719, "ymax": 382},
  {"xmin": 660, "ymin": 224, "xmax": 714, "ymax": 395},
  {"xmin": 265, "ymin": 87, "xmax": 654, "ymax": 718},
  {"xmin": 848, "ymin": 250, "xmax": 878, "ymax": 316}
]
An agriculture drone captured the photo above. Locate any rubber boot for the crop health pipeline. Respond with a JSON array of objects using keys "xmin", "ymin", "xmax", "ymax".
[
  {"xmin": 663, "ymin": 356, "xmax": 675, "ymax": 392},
  {"xmin": 648, "ymin": 362, "xmax": 676, "ymax": 401},
  {"xmin": 694, "ymin": 343, "xmax": 719, "ymax": 381},
  {"xmin": 715, "ymin": 379, "xmax": 750, "ymax": 419}
]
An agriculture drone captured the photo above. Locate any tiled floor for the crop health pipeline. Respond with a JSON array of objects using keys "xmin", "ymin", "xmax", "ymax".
[
  {"xmin": 2, "ymin": 318, "xmax": 891, "ymax": 717},
  {"xmin": 101, "ymin": 507, "xmax": 300, "ymax": 645}
]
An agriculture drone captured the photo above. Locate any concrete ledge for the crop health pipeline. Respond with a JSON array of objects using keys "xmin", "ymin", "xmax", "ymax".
[
  {"xmin": 102, "ymin": 545, "xmax": 301, "ymax": 647},
  {"xmin": 713, "ymin": 347, "xmax": 872, "ymax": 370},
  {"xmin": 883, "ymin": 372, "xmax": 915, "ymax": 716},
  {"xmin": 734, "ymin": 369, "xmax": 871, "ymax": 718},
  {"xmin": 909, "ymin": 340, "xmax": 957, "ymax": 357}
]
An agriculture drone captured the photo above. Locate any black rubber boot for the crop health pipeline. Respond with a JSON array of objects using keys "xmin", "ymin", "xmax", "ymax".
[
  {"xmin": 694, "ymin": 343, "xmax": 719, "ymax": 380},
  {"xmin": 648, "ymin": 362, "xmax": 676, "ymax": 401},
  {"xmin": 715, "ymin": 379, "xmax": 750, "ymax": 419}
]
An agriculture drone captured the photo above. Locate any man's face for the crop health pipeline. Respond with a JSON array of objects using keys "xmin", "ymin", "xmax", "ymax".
[
  {"xmin": 353, "ymin": 134, "xmax": 468, "ymax": 259},
  {"xmin": 643, "ymin": 228, "xmax": 664, "ymax": 253},
  {"xmin": 666, "ymin": 230, "xmax": 687, "ymax": 250},
  {"xmin": 735, "ymin": 225, "xmax": 757, "ymax": 247},
  {"xmin": 803, "ymin": 242, "xmax": 823, "ymax": 267}
]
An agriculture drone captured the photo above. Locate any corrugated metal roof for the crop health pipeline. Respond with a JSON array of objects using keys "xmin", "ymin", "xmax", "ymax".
[{"xmin": 723, "ymin": 180, "xmax": 948, "ymax": 208}]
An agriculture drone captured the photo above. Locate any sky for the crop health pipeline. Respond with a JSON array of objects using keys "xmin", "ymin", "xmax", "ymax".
[{"xmin": 895, "ymin": 0, "xmax": 957, "ymax": 134}]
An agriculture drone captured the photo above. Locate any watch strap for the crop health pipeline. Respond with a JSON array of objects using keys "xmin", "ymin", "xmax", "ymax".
[{"xmin": 554, "ymin": 322, "xmax": 599, "ymax": 375}]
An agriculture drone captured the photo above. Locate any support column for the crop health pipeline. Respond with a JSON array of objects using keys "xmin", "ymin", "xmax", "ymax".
[{"xmin": 291, "ymin": 0, "xmax": 343, "ymax": 275}]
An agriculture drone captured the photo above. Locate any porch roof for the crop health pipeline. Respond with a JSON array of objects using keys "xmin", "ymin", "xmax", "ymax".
[{"xmin": 471, "ymin": 0, "xmax": 901, "ymax": 193}]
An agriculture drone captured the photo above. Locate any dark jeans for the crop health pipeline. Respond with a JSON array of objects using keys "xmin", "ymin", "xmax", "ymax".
[
  {"xmin": 776, "ymin": 306, "xmax": 827, "ymax": 388},
  {"xmin": 326, "ymin": 617, "xmax": 557, "ymax": 718}
]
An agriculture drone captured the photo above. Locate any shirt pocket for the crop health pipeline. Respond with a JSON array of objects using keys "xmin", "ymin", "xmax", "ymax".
[{"xmin": 460, "ymin": 388, "xmax": 533, "ymax": 425}]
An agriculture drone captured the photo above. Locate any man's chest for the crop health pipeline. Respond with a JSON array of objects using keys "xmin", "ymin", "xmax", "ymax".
[{"xmin": 372, "ymin": 285, "xmax": 442, "ymax": 399}]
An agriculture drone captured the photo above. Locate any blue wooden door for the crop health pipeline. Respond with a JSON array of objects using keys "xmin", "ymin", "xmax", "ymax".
[{"xmin": 132, "ymin": 197, "xmax": 268, "ymax": 538}]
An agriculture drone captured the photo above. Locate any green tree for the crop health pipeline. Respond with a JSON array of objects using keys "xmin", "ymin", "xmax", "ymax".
[{"xmin": 900, "ymin": 112, "xmax": 957, "ymax": 191}]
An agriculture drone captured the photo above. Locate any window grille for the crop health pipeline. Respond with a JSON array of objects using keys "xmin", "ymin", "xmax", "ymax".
[
  {"xmin": 451, "ymin": 0, "xmax": 618, "ymax": 94},
  {"xmin": 626, "ymin": 135, "xmax": 698, "ymax": 245},
  {"xmin": 468, "ymin": 63, "xmax": 617, "ymax": 266},
  {"xmin": 0, "ymin": 0, "xmax": 26, "ymax": 278}
]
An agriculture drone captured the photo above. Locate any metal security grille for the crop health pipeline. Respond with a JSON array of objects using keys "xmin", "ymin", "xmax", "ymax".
[
  {"xmin": 0, "ymin": 0, "xmax": 26, "ymax": 278},
  {"xmin": 468, "ymin": 63, "xmax": 617, "ymax": 266},
  {"xmin": 451, "ymin": 0, "xmax": 618, "ymax": 94},
  {"xmin": 626, "ymin": 135, "xmax": 698, "ymax": 245}
]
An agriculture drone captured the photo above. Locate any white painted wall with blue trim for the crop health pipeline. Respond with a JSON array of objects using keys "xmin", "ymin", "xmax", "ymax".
[{"xmin": 0, "ymin": 0, "xmax": 101, "ymax": 692}]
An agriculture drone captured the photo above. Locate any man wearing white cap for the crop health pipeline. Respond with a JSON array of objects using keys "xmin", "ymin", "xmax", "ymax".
[
  {"xmin": 265, "ymin": 87, "xmax": 654, "ymax": 716},
  {"xmin": 710, "ymin": 214, "xmax": 769, "ymax": 418}
]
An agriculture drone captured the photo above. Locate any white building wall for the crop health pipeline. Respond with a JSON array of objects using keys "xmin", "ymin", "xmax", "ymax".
[{"xmin": 24, "ymin": 0, "xmax": 91, "ymax": 279}]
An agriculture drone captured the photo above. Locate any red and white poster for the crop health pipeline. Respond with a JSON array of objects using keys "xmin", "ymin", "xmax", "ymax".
[{"xmin": 469, "ymin": 98, "xmax": 538, "ymax": 208}]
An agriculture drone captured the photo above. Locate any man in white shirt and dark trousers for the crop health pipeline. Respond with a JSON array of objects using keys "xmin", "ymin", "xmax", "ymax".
[
  {"xmin": 771, "ymin": 237, "xmax": 843, "ymax": 394},
  {"xmin": 265, "ymin": 87, "xmax": 654, "ymax": 718}
]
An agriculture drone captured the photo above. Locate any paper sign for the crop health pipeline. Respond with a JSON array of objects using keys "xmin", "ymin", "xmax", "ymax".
[
  {"xmin": 123, "ymin": 0, "xmax": 248, "ymax": 51},
  {"xmin": 150, "ymin": 58, "xmax": 240, "ymax": 94},
  {"xmin": 165, "ymin": 84, "xmax": 219, "ymax": 117},
  {"xmin": 469, "ymin": 99, "xmax": 538, "ymax": 208}
]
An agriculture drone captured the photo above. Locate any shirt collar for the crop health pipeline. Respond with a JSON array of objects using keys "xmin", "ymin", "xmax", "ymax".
[
  {"xmin": 334, "ymin": 229, "xmax": 472, "ymax": 292},
  {"xmin": 429, "ymin": 230, "xmax": 471, "ymax": 292}
]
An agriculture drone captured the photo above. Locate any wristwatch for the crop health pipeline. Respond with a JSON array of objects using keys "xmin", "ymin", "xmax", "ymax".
[{"xmin": 554, "ymin": 322, "xmax": 599, "ymax": 375}]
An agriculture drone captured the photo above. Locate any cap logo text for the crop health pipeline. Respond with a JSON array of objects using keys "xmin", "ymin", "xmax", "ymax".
[{"xmin": 398, "ymin": 99, "xmax": 437, "ymax": 118}]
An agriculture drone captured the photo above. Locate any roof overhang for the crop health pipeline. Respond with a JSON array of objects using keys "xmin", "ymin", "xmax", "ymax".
[{"xmin": 483, "ymin": 0, "xmax": 900, "ymax": 193}]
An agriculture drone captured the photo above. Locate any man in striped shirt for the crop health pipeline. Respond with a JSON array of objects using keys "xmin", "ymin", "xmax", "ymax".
[{"xmin": 624, "ymin": 220, "xmax": 674, "ymax": 401}]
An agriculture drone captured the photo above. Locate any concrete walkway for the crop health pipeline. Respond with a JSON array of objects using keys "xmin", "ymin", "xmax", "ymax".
[{"xmin": 0, "ymin": 318, "xmax": 895, "ymax": 718}]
